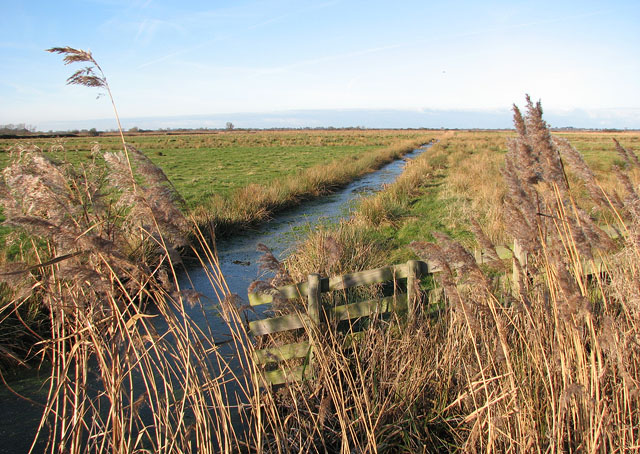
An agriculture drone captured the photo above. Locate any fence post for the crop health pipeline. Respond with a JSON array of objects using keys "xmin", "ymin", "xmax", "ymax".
[
  {"xmin": 307, "ymin": 273, "xmax": 321, "ymax": 374},
  {"xmin": 406, "ymin": 260, "xmax": 421, "ymax": 322},
  {"xmin": 512, "ymin": 239, "xmax": 527, "ymax": 294}
]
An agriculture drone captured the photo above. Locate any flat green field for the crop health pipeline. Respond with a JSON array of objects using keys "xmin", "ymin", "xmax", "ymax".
[
  {"xmin": 380, "ymin": 130, "xmax": 640, "ymax": 252},
  {"xmin": 0, "ymin": 130, "xmax": 430, "ymax": 208}
]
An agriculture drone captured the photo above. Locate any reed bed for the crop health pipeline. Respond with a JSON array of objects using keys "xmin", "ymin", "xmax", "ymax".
[
  {"xmin": 0, "ymin": 47, "xmax": 444, "ymax": 453},
  {"xmin": 2, "ymin": 96, "xmax": 638, "ymax": 451},
  {"xmin": 0, "ymin": 48, "xmax": 250, "ymax": 453},
  {"xmin": 0, "ymin": 139, "xmax": 256, "ymax": 452}
]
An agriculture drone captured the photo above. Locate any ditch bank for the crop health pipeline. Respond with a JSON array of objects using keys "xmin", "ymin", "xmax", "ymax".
[
  {"xmin": 184, "ymin": 142, "xmax": 435, "ymax": 316},
  {"xmin": 189, "ymin": 139, "xmax": 433, "ymax": 239}
]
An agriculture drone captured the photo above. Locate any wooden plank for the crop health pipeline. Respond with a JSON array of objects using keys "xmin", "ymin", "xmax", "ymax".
[
  {"xmin": 248, "ymin": 291, "xmax": 275, "ymax": 306},
  {"xmin": 253, "ymin": 341, "xmax": 311, "ymax": 364},
  {"xmin": 249, "ymin": 264, "xmax": 413, "ymax": 305},
  {"xmin": 249, "ymin": 261, "xmax": 445, "ymax": 307},
  {"xmin": 248, "ymin": 281, "xmax": 309, "ymax": 306},
  {"xmin": 248, "ymin": 313, "xmax": 307, "ymax": 336},
  {"xmin": 601, "ymin": 224, "xmax": 622, "ymax": 240},
  {"xmin": 263, "ymin": 364, "xmax": 314, "ymax": 385},
  {"xmin": 250, "ymin": 222, "xmax": 621, "ymax": 308},
  {"xmin": 331, "ymin": 294, "xmax": 408, "ymax": 322},
  {"xmin": 583, "ymin": 256, "xmax": 607, "ymax": 276},
  {"xmin": 474, "ymin": 245, "xmax": 514, "ymax": 264},
  {"xmin": 307, "ymin": 273, "xmax": 321, "ymax": 370},
  {"xmin": 512, "ymin": 239, "xmax": 527, "ymax": 295},
  {"xmin": 307, "ymin": 274, "xmax": 321, "ymax": 326},
  {"xmin": 327, "ymin": 264, "xmax": 408, "ymax": 291},
  {"xmin": 406, "ymin": 259, "xmax": 421, "ymax": 321},
  {"xmin": 342, "ymin": 331, "xmax": 366, "ymax": 348}
]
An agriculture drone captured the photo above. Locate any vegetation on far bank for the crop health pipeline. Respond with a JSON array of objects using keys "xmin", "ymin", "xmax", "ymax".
[{"xmin": 0, "ymin": 130, "xmax": 436, "ymax": 235}]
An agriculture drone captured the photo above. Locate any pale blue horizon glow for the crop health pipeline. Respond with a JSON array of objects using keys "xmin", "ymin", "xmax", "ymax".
[{"xmin": 1, "ymin": 0, "xmax": 639, "ymax": 130}]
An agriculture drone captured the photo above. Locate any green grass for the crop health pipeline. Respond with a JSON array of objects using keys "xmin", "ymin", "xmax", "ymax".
[
  {"xmin": 0, "ymin": 130, "xmax": 431, "ymax": 208},
  {"xmin": 0, "ymin": 144, "xmax": 372, "ymax": 207},
  {"xmin": 347, "ymin": 130, "xmax": 640, "ymax": 265},
  {"xmin": 555, "ymin": 131, "xmax": 640, "ymax": 171},
  {"xmin": 149, "ymin": 145, "xmax": 379, "ymax": 206}
]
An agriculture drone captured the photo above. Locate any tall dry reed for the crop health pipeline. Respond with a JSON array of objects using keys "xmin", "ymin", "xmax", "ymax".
[{"xmin": 0, "ymin": 47, "xmax": 255, "ymax": 453}]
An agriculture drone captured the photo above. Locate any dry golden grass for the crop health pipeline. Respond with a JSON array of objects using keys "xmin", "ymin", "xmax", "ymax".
[{"xmin": 192, "ymin": 137, "xmax": 439, "ymax": 234}]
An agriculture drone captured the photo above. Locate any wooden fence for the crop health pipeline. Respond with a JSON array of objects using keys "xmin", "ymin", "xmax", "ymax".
[
  {"xmin": 247, "ymin": 231, "xmax": 616, "ymax": 385},
  {"xmin": 246, "ymin": 242, "xmax": 522, "ymax": 385},
  {"xmin": 247, "ymin": 260, "xmax": 427, "ymax": 385}
]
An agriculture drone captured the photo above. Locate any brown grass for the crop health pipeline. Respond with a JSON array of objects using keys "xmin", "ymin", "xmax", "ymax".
[{"xmin": 4, "ymin": 47, "xmax": 640, "ymax": 452}]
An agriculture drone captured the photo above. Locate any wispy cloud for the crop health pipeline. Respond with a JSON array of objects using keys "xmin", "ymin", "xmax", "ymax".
[
  {"xmin": 136, "ymin": 1, "xmax": 344, "ymax": 70},
  {"xmin": 0, "ymin": 80, "xmax": 46, "ymax": 96},
  {"xmin": 134, "ymin": 18, "xmax": 185, "ymax": 45},
  {"xmin": 246, "ymin": 43, "xmax": 403, "ymax": 77},
  {"xmin": 231, "ymin": 6, "xmax": 615, "ymax": 81},
  {"xmin": 247, "ymin": 0, "xmax": 343, "ymax": 30}
]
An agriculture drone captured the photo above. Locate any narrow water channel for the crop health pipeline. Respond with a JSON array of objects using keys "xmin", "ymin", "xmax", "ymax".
[
  {"xmin": 184, "ymin": 142, "xmax": 433, "ymax": 317},
  {"xmin": 0, "ymin": 142, "xmax": 432, "ymax": 453}
]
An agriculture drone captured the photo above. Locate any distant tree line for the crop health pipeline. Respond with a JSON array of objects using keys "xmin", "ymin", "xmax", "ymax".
[
  {"xmin": 1, "ymin": 122, "xmax": 633, "ymax": 139},
  {"xmin": 0, "ymin": 123, "xmax": 37, "ymax": 136}
]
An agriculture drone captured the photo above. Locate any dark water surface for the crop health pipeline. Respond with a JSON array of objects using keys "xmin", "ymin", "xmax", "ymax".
[{"xmin": 0, "ymin": 143, "xmax": 433, "ymax": 453}]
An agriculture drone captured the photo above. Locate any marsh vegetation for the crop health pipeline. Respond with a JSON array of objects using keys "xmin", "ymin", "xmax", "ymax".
[{"xmin": 1, "ymin": 83, "xmax": 639, "ymax": 452}]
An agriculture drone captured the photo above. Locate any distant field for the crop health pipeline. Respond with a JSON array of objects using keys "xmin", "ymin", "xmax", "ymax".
[
  {"xmin": 0, "ymin": 130, "xmax": 431, "ymax": 208},
  {"xmin": 2, "ymin": 129, "xmax": 636, "ymax": 212},
  {"xmin": 352, "ymin": 129, "xmax": 640, "ymax": 261}
]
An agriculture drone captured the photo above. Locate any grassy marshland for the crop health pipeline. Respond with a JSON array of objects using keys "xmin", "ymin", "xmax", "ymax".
[
  {"xmin": 0, "ymin": 130, "xmax": 433, "ymax": 205},
  {"xmin": 0, "ymin": 124, "xmax": 434, "ymax": 452},
  {"xmin": 1, "ymin": 84, "xmax": 640, "ymax": 451}
]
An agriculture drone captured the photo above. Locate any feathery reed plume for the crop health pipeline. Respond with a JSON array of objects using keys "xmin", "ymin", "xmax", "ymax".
[
  {"xmin": 0, "ymin": 149, "xmax": 243, "ymax": 453},
  {"xmin": 512, "ymin": 103, "xmax": 527, "ymax": 137},
  {"xmin": 470, "ymin": 218, "xmax": 499, "ymax": 261},
  {"xmin": 239, "ymin": 110, "xmax": 640, "ymax": 452},
  {"xmin": 322, "ymin": 235, "xmax": 343, "ymax": 268},
  {"xmin": 256, "ymin": 242, "xmax": 291, "ymax": 286},
  {"xmin": 555, "ymin": 136, "xmax": 621, "ymax": 211},
  {"xmin": 0, "ymin": 47, "xmax": 251, "ymax": 454},
  {"xmin": 613, "ymin": 165, "xmax": 640, "ymax": 249},
  {"xmin": 47, "ymin": 47, "xmax": 127, "ymax": 154},
  {"xmin": 613, "ymin": 138, "xmax": 640, "ymax": 168},
  {"xmin": 524, "ymin": 95, "xmax": 569, "ymax": 192},
  {"xmin": 507, "ymin": 105, "xmax": 542, "ymax": 186},
  {"xmin": 410, "ymin": 240, "xmax": 460, "ymax": 304},
  {"xmin": 248, "ymin": 243, "xmax": 292, "ymax": 310}
]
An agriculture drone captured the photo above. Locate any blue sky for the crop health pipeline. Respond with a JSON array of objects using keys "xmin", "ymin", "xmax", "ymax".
[{"xmin": 1, "ymin": 0, "xmax": 639, "ymax": 130}]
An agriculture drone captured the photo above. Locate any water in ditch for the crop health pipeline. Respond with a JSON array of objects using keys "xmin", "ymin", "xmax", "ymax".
[{"xmin": 185, "ymin": 142, "xmax": 433, "ymax": 320}]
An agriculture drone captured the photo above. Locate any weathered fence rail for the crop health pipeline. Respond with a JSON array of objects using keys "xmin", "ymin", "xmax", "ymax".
[
  {"xmin": 246, "ymin": 248, "xmax": 519, "ymax": 385},
  {"xmin": 247, "ymin": 230, "xmax": 618, "ymax": 385}
]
